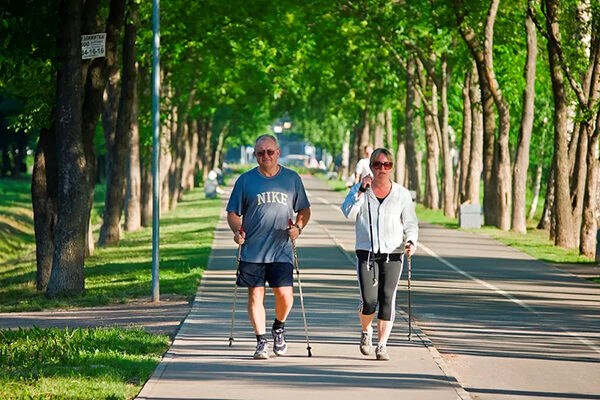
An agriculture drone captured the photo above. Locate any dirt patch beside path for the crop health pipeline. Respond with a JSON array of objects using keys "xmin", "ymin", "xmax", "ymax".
[{"xmin": 0, "ymin": 299, "xmax": 191, "ymax": 338}]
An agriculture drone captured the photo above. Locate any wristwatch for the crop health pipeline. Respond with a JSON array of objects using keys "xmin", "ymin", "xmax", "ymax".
[{"xmin": 293, "ymin": 223, "xmax": 303, "ymax": 235}]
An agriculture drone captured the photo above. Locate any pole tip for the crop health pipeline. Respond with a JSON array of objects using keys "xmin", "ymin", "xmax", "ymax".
[
  {"xmin": 228, "ymin": 337, "xmax": 234, "ymax": 347},
  {"xmin": 307, "ymin": 346, "xmax": 312, "ymax": 357}
]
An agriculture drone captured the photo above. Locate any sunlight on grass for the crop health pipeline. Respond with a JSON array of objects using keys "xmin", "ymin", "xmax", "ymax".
[
  {"xmin": 0, "ymin": 327, "xmax": 170, "ymax": 400},
  {"xmin": 0, "ymin": 187, "xmax": 221, "ymax": 312},
  {"xmin": 0, "ymin": 177, "xmax": 34, "ymax": 264}
]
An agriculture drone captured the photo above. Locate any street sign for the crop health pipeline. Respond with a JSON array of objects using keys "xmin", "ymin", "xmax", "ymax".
[{"xmin": 81, "ymin": 33, "xmax": 106, "ymax": 59}]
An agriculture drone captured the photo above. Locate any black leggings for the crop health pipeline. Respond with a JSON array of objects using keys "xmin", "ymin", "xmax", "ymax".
[{"xmin": 356, "ymin": 251, "xmax": 404, "ymax": 321}]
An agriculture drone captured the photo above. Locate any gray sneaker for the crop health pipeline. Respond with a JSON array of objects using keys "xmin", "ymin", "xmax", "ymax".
[
  {"xmin": 253, "ymin": 340, "xmax": 270, "ymax": 359},
  {"xmin": 272, "ymin": 327, "xmax": 288, "ymax": 356},
  {"xmin": 376, "ymin": 344, "xmax": 390, "ymax": 361},
  {"xmin": 360, "ymin": 331, "xmax": 374, "ymax": 355}
]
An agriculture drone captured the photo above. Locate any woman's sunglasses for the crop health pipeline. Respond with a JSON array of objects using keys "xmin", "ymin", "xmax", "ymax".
[
  {"xmin": 371, "ymin": 161, "xmax": 393, "ymax": 170},
  {"xmin": 255, "ymin": 149, "xmax": 276, "ymax": 157}
]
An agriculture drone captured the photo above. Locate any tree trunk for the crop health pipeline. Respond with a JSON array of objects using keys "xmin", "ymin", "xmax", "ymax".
[
  {"xmin": 512, "ymin": 13, "xmax": 537, "ymax": 233},
  {"xmin": 528, "ymin": 163, "xmax": 543, "ymax": 221},
  {"xmin": 580, "ymin": 131, "xmax": 599, "ymax": 257},
  {"xmin": 579, "ymin": 29, "xmax": 600, "ymax": 255},
  {"xmin": 81, "ymin": 0, "xmax": 125, "ymax": 255},
  {"xmin": 545, "ymin": 0, "xmax": 578, "ymax": 248},
  {"xmin": 99, "ymin": 1, "xmax": 137, "ymax": 245},
  {"xmin": 484, "ymin": 0, "xmax": 511, "ymax": 231},
  {"xmin": 124, "ymin": 59, "xmax": 141, "ymax": 231},
  {"xmin": 439, "ymin": 54, "xmax": 455, "ymax": 218},
  {"xmin": 373, "ymin": 111, "xmax": 384, "ymax": 149},
  {"xmin": 201, "ymin": 118, "xmax": 213, "ymax": 182},
  {"xmin": 456, "ymin": 2, "xmax": 498, "ymax": 227},
  {"xmin": 537, "ymin": 155, "xmax": 554, "ymax": 231},
  {"xmin": 405, "ymin": 57, "xmax": 420, "ymax": 200},
  {"xmin": 466, "ymin": 64, "xmax": 483, "ymax": 205},
  {"xmin": 161, "ymin": 109, "xmax": 173, "ymax": 212},
  {"xmin": 424, "ymin": 110, "xmax": 440, "ymax": 210},
  {"xmin": 182, "ymin": 118, "xmax": 199, "ymax": 191},
  {"xmin": 46, "ymin": 0, "xmax": 86, "ymax": 298},
  {"xmin": 459, "ymin": 72, "xmax": 472, "ymax": 204},
  {"xmin": 212, "ymin": 122, "xmax": 229, "ymax": 171},
  {"xmin": 140, "ymin": 155, "xmax": 152, "ymax": 227},
  {"xmin": 395, "ymin": 112, "xmax": 406, "ymax": 185},
  {"xmin": 385, "ymin": 108, "xmax": 393, "ymax": 150},
  {"xmin": 358, "ymin": 109, "xmax": 370, "ymax": 161},
  {"xmin": 32, "ymin": 127, "xmax": 58, "ymax": 291},
  {"xmin": 168, "ymin": 100, "xmax": 182, "ymax": 210}
]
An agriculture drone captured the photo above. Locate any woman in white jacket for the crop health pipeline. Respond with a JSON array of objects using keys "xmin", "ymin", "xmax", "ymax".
[{"xmin": 341, "ymin": 148, "xmax": 419, "ymax": 361}]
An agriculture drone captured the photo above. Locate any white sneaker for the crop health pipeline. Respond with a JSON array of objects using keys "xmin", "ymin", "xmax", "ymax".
[
  {"xmin": 360, "ymin": 331, "xmax": 374, "ymax": 355},
  {"xmin": 253, "ymin": 340, "xmax": 270, "ymax": 359},
  {"xmin": 272, "ymin": 327, "xmax": 288, "ymax": 356},
  {"xmin": 376, "ymin": 344, "xmax": 390, "ymax": 361}
]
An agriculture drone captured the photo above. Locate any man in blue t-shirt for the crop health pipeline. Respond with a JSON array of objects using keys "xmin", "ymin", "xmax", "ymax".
[{"xmin": 226, "ymin": 134, "xmax": 311, "ymax": 359}]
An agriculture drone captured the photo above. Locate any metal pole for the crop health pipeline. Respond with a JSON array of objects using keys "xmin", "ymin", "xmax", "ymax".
[{"xmin": 151, "ymin": 0, "xmax": 160, "ymax": 302}]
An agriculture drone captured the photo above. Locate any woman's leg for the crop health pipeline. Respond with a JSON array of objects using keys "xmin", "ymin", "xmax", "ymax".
[{"xmin": 376, "ymin": 258, "xmax": 403, "ymax": 346}]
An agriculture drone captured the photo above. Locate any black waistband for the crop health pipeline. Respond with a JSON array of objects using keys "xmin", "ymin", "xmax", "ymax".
[{"xmin": 355, "ymin": 250, "xmax": 403, "ymax": 262}]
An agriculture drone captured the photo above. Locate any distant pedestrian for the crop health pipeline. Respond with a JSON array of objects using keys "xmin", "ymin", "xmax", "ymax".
[
  {"xmin": 341, "ymin": 147, "xmax": 418, "ymax": 360},
  {"xmin": 226, "ymin": 134, "xmax": 311, "ymax": 359},
  {"xmin": 354, "ymin": 144, "xmax": 374, "ymax": 184}
]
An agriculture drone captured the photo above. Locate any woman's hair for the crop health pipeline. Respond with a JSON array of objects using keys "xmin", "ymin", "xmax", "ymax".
[{"xmin": 369, "ymin": 148, "xmax": 394, "ymax": 165}]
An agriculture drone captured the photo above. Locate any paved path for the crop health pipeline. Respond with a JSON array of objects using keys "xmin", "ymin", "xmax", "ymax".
[
  {"xmin": 137, "ymin": 174, "xmax": 468, "ymax": 400},
  {"xmin": 415, "ymin": 225, "xmax": 600, "ymax": 399},
  {"xmin": 137, "ymin": 174, "xmax": 600, "ymax": 400}
]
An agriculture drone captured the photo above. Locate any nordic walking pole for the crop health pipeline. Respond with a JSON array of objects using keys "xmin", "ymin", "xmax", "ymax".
[
  {"xmin": 407, "ymin": 253, "xmax": 412, "ymax": 341},
  {"xmin": 228, "ymin": 227, "xmax": 243, "ymax": 347},
  {"xmin": 289, "ymin": 219, "xmax": 312, "ymax": 357}
]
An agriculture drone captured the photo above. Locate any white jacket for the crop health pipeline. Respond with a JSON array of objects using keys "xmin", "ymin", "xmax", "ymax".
[{"xmin": 341, "ymin": 182, "xmax": 418, "ymax": 253}]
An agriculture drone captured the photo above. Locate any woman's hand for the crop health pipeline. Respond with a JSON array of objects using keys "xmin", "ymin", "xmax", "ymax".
[
  {"xmin": 359, "ymin": 175, "xmax": 373, "ymax": 192},
  {"xmin": 405, "ymin": 240, "xmax": 415, "ymax": 256}
]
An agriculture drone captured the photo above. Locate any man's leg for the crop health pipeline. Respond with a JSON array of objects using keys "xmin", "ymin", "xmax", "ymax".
[
  {"xmin": 247, "ymin": 286, "xmax": 266, "ymax": 335},
  {"xmin": 271, "ymin": 286, "xmax": 293, "ymax": 356},
  {"xmin": 248, "ymin": 286, "xmax": 270, "ymax": 359},
  {"xmin": 273, "ymin": 286, "xmax": 294, "ymax": 322}
]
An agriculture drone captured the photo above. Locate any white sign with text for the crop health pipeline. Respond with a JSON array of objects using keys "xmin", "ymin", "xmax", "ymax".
[{"xmin": 81, "ymin": 33, "xmax": 106, "ymax": 59}]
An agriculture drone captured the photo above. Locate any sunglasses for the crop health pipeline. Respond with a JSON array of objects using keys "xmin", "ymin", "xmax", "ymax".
[
  {"xmin": 371, "ymin": 161, "xmax": 393, "ymax": 170},
  {"xmin": 255, "ymin": 149, "xmax": 277, "ymax": 157}
]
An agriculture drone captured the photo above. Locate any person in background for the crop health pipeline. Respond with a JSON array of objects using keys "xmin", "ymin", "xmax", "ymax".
[
  {"xmin": 354, "ymin": 144, "xmax": 374, "ymax": 184},
  {"xmin": 341, "ymin": 147, "xmax": 418, "ymax": 361},
  {"xmin": 226, "ymin": 134, "xmax": 311, "ymax": 359}
]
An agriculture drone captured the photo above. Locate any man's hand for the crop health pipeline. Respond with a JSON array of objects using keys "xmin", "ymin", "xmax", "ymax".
[
  {"xmin": 288, "ymin": 219, "xmax": 301, "ymax": 241},
  {"xmin": 234, "ymin": 227, "xmax": 245, "ymax": 245}
]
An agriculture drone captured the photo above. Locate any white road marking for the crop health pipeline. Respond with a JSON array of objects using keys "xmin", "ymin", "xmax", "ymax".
[{"xmin": 419, "ymin": 242, "xmax": 600, "ymax": 356}]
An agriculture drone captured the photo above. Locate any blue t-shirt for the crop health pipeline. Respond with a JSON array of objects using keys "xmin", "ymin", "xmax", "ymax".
[{"xmin": 226, "ymin": 166, "xmax": 311, "ymax": 263}]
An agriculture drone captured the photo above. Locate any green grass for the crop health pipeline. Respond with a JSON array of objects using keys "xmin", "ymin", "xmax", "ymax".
[
  {"xmin": 0, "ymin": 177, "xmax": 35, "ymax": 264},
  {"xmin": 0, "ymin": 326, "xmax": 170, "ymax": 400},
  {"xmin": 415, "ymin": 205, "xmax": 596, "ymax": 267},
  {"xmin": 0, "ymin": 185, "xmax": 221, "ymax": 312}
]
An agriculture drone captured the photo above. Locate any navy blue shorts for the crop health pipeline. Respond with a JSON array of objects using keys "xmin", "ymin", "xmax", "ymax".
[{"xmin": 236, "ymin": 261, "xmax": 294, "ymax": 288}]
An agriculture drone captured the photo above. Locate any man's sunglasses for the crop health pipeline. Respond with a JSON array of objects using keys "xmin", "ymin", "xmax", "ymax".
[
  {"xmin": 255, "ymin": 149, "xmax": 276, "ymax": 157},
  {"xmin": 371, "ymin": 161, "xmax": 393, "ymax": 170}
]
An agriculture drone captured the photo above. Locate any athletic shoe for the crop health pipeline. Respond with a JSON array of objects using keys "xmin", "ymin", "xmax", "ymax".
[
  {"xmin": 253, "ymin": 340, "xmax": 270, "ymax": 359},
  {"xmin": 360, "ymin": 331, "xmax": 374, "ymax": 355},
  {"xmin": 272, "ymin": 327, "xmax": 288, "ymax": 356},
  {"xmin": 376, "ymin": 344, "xmax": 390, "ymax": 361}
]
